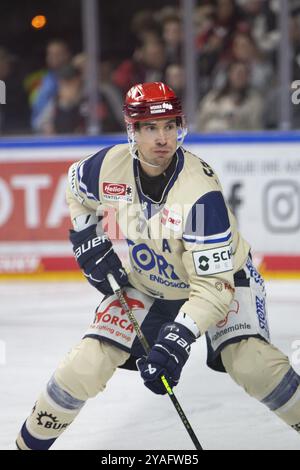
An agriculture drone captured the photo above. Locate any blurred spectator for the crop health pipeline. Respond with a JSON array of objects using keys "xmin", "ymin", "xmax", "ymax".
[
  {"xmin": 263, "ymin": 13, "xmax": 300, "ymax": 130},
  {"xmin": 215, "ymin": 0, "xmax": 242, "ymax": 36},
  {"xmin": 97, "ymin": 60, "xmax": 125, "ymax": 132},
  {"xmin": 112, "ymin": 38, "xmax": 166, "ymax": 93},
  {"xmin": 24, "ymin": 69, "xmax": 47, "ymax": 109},
  {"xmin": 1, "ymin": 1, "xmax": 298, "ymax": 135},
  {"xmin": 0, "ymin": 47, "xmax": 29, "ymax": 134},
  {"xmin": 291, "ymin": 13, "xmax": 300, "ymax": 81},
  {"xmin": 291, "ymin": 9, "xmax": 300, "ymax": 130},
  {"xmin": 195, "ymin": 3, "xmax": 217, "ymax": 48},
  {"xmin": 213, "ymin": 32, "xmax": 274, "ymax": 93},
  {"xmin": 74, "ymin": 54, "xmax": 125, "ymax": 132},
  {"xmin": 155, "ymin": 5, "xmax": 180, "ymax": 22},
  {"xmin": 37, "ymin": 56, "xmax": 126, "ymax": 135},
  {"xmin": 164, "ymin": 63, "xmax": 185, "ymax": 101},
  {"xmin": 36, "ymin": 64, "xmax": 84, "ymax": 135},
  {"xmin": 31, "ymin": 39, "xmax": 71, "ymax": 132},
  {"xmin": 161, "ymin": 14, "xmax": 182, "ymax": 64},
  {"xmin": 196, "ymin": 61, "xmax": 263, "ymax": 131},
  {"xmin": 195, "ymin": 4, "xmax": 222, "ymax": 98},
  {"xmin": 195, "ymin": 0, "xmax": 244, "ymax": 99},
  {"xmin": 130, "ymin": 10, "xmax": 161, "ymax": 44},
  {"xmin": 238, "ymin": 0, "xmax": 279, "ymax": 57}
]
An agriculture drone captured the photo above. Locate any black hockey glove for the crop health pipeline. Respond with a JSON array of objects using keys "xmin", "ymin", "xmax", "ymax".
[
  {"xmin": 69, "ymin": 224, "xmax": 128, "ymax": 295},
  {"xmin": 137, "ymin": 322, "xmax": 196, "ymax": 395}
]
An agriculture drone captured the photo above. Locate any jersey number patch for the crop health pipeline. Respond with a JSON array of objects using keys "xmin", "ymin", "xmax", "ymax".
[{"xmin": 200, "ymin": 161, "xmax": 214, "ymax": 177}]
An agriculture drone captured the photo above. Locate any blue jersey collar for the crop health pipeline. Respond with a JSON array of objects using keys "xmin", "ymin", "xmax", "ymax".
[{"xmin": 133, "ymin": 147, "xmax": 185, "ymax": 220}]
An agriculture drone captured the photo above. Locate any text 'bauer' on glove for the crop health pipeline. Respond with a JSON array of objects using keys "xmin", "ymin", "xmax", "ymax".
[
  {"xmin": 69, "ymin": 224, "xmax": 128, "ymax": 295},
  {"xmin": 136, "ymin": 322, "xmax": 196, "ymax": 395}
]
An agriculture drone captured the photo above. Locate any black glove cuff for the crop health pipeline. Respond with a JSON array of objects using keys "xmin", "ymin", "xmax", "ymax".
[{"xmin": 69, "ymin": 224, "xmax": 97, "ymax": 244}]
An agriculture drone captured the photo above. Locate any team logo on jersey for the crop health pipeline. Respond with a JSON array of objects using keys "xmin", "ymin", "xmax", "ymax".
[
  {"xmin": 161, "ymin": 207, "xmax": 182, "ymax": 232},
  {"xmin": 127, "ymin": 239, "xmax": 189, "ymax": 290},
  {"xmin": 102, "ymin": 182, "xmax": 133, "ymax": 203}
]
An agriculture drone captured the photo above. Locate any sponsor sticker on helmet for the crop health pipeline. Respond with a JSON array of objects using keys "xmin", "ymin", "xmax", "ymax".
[{"xmin": 150, "ymin": 102, "xmax": 173, "ymax": 114}]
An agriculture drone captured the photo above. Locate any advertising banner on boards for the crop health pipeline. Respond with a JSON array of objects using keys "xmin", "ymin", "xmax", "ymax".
[{"xmin": 0, "ymin": 135, "xmax": 299, "ymax": 278}]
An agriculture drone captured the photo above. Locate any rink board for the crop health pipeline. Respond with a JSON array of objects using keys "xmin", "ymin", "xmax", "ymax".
[{"xmin": 0, "ymin": 132, "xmax": 300, "ymax": 279}]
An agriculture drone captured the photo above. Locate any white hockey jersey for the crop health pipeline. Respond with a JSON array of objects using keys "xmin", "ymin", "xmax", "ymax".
[{"xmin": 66, "ymin": 144, "xmax": 250, "ymax": 334}]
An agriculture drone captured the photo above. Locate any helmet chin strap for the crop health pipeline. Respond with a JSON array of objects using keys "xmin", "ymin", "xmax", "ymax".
[
  {"xmin": 127, "ymin": 128, "xmax": 162, "ymax": 168},
  {"xmin": 133, "ymin": 150, "xmax": 162, "ymax": 169}
]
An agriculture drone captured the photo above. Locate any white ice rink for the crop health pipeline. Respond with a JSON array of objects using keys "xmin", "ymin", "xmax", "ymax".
[{"xmin": 0, "ymin": 280, "xmax": 300, "ymax": 450}]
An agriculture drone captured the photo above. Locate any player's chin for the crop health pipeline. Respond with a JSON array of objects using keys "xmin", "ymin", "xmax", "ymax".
[{"xmin": 152, "ymin": 150, "xmax": 173, "ymax": 162}]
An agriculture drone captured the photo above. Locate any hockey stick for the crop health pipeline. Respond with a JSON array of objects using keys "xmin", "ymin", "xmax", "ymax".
[{"xmin": 107, "ymin": 273, "xmax": 203, "ymax": 451}]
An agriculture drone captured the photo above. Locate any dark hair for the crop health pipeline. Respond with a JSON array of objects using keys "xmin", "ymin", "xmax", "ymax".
[
  {"xmin": 47, "ymin": 39, "xmax": 71, "ymax": 52},
  {"xmin": 57, "ymin": 64, "xmax": 80, "ymax": 81},
  {"xmin": 215, "ymin": 60, "xmax": 250, "ymax": 104},
  {"xmin": 162, "ymin": 13, "xmax": 181, "ymax": 26}
]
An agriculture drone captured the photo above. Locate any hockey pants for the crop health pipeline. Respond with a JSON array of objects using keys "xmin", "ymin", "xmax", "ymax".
[{"xmin": 16, "ymin": 337, "xmax": 300, "ymax": 449}]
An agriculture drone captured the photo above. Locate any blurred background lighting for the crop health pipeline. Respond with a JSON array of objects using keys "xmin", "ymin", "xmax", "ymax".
[{"xmin": 31, "ymin": 15, "xmax": 47, "ymax": 30}]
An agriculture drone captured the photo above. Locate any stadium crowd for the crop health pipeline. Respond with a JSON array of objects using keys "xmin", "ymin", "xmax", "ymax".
[{"xmin": 0, "ymin": 0, "xmax": 300, "ymax": 135}]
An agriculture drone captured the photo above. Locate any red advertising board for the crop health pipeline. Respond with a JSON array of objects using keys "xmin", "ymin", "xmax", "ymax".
[
  {"xmin": 0, "ymin": 160, "xmax": 72, "ymax": 241},
  {"xmin": 0, "ymin": 156, "xmax": 125, "ymax": 277}
]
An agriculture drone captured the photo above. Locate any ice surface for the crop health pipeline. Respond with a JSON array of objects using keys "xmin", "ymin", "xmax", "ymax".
[{"xmin": 0, "ymin": 280, "xmax": 299, "ymax": 450}]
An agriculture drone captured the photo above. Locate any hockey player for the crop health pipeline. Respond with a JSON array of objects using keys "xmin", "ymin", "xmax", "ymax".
[{"xmin": 17, "ymin": 82, "xmax": 300, "ymax": 450}]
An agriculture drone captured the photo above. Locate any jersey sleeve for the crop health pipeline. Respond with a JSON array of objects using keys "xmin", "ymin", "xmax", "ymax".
[
  {"xmin": 66, "ymin": 146, "xmax": 113, "ymax": 226},
  {"xmin": 181, "ymin": 190, "xmax": 235, "ymax": 335}
]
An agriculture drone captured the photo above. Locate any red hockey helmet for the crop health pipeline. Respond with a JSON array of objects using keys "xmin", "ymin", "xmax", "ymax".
[{"xmin": 123, "ymin": 82, "xmax": 184, "ymax": 124}]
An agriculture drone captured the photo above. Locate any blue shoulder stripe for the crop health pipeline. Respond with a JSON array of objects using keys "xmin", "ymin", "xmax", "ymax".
[
  {"xmin": 183, "ymin": 191, "xmax": 231, "ymax": 244},
  {"xmin": 77, "ymin": 146, "xmax": 113, "ymax": 201}
]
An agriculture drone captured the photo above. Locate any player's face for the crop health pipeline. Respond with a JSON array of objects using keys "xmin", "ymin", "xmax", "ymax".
[{"xmin": 135, "ymin": 118, "xmax": 178, "ymax": 173}]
